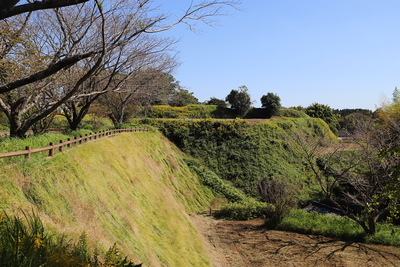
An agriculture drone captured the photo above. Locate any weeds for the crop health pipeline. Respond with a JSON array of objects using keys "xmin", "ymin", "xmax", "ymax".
[{"xmin": 0, "ymin": 211, "xmax": 141, "ymax": 267}]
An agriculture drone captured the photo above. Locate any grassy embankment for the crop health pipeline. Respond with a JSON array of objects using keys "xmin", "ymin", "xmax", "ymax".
[
  {"xmin": 133, "ymin": 117, "xmax": 334, "ymax": 201},
  {"xmin": 133, "ymin": 117, "xmax": 400, "ymax": 246},
  {"xmin": 0, "ymin": 131, "xmax": 217, "ymax": 266}
]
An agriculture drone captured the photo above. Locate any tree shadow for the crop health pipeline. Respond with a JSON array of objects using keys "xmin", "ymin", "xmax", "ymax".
[{"xmin": 270, "ymin": 234, "xmax": 400, "ymax": 267}]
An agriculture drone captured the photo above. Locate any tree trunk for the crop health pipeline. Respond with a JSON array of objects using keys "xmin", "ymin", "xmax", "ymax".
[
  {"xmin": 366, "ymin": 210, "xmax": 384, "ymax": 235},
  {"xmin": 367, "ymin": 216, "xmax": 377, "ymax": 235},
  {"xmin": 64, "ymin": 100, "xmax": 92, "ymax": 131},
  {"xmin": 326, "ymin": 195, "xmax": 377, "ymax": 236},
  {"xmin": 109, "ymin": 106, "xmax": 125, "ymax": 128},
  {"xmin": 68, "ymin": 118, "xmax": 81, "ymax": 131},
  {"xmin": 9, "ymin": 119, "xmax": 30, "ymax": 138}
]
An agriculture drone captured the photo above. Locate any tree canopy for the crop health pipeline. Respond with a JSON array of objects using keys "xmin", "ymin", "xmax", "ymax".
[
  {"xmin": 305, "ymin": 103, "xmax": 339, "ymax": 134},
  {"xmin": 225, "ymin": 85, "xmax": 252, "ymax": 118},
  {"xmin": 261, "ymin": 92, "xmax": 281, "ymax": 118},
  {"xmin": 205, "ymin": 97, "xmax": 228, "ymax": 108}
]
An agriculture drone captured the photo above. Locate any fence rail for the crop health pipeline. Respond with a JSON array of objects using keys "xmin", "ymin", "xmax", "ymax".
[{"xmin": 0, "ymin": 128, "xmax": 149, "ymax": 160}]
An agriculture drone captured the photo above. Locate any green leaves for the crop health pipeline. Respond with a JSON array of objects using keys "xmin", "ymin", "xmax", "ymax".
[
  {"xmin": 139, "ymin": 117, "xmax": 327, "ymax": 201},
  {"xmin": 0, "ymin": 211, "xmax": 140, "ymax": 266},
  {"xmin": 225, "ymin": 86, "xmax": 253, "ymax": 118}
]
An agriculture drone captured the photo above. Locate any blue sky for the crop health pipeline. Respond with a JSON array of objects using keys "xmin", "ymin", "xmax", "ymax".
[{"xmin": 160, "ymin": 1, "xmax": 400, "ymax": 110}]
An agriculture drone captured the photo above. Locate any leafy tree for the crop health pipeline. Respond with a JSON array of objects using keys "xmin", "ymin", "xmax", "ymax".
[
  {"xmin": 205, "ymin": 97, "xmax": 228, "ymax": 108},
  {"xmin": 393, "ymin": 87, "xmax": 400, "ymax": 103},
  {"xmin": 138, "ymin": 73, "xmax": 198, "ymax": 107},
  {"xmin": 100, "ymin": 69, "xmax": 178, "ymax": 127},
  {"xmin": 260, "ymin": 92, "xmax": 281, "ymax": 118},
  {"xmin": 333, "ymin": 109, "xmax": 374, "ymax": 132},
  {"xmin": 291, "ymin": 106, "xmax": 306, "ymax": 112},
  {"xmin": 305, "ymin": 103, "xmax": 339, "ymax": 134},
  {"xmin": 338, "ymin": 112, "xmax": 372, "ymax": 133},
  {"xmin": 169, "ymin": 88, "xmax": 199, "ymax": 107},
  {"xmin": 136, "ymin": 72, "xmax": 177, "ymax": 106},
  {"xmin": 225, "ymin": 85, "xmax": 252, "ymax": 118},
  {"xmin": 333, "ymin": 108, "xmax": 373, "ymax": 117}
]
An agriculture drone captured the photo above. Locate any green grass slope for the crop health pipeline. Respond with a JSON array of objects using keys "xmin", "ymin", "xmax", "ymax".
[
  {"xmin": 0, "ymin": 132, "xmax": 216, "ymax": 266},
  {"xmin": 134, "ymin": 117, "xmax": 336, "ymax": 203}
]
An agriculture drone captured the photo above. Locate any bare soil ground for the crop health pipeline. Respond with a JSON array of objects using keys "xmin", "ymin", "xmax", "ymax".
[{"xmin": 192, "ymin": 216, "xmax": 400, "ymax": 267}]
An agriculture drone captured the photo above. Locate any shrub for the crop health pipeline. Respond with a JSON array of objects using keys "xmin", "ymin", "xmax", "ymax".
[
  {"xmin": 80, "ymin": 115, "xmax": 113, "ymax": 132},
  {"xmin": 145, "ymin": 105, "xmax": 236, "ymax": 119},
  {"xmin": 214, "ymin": 199, "xmax": 274, "ymax": 220},
  {"xmin": 257, "ymin": 178, "xmax": 298, "ymax": 227},
  {"xmin": 280, "ymin": 108, "xmax": 309, "ymax": 118},
  {"xmin": 0, "ymin": 211, "xmax": 141, "ymax": 267}
]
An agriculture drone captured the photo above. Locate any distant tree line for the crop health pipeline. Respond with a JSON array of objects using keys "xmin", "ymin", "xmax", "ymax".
[{"xmin": 204, "ymin": 85, "xmax": 282, "ymax": 119}]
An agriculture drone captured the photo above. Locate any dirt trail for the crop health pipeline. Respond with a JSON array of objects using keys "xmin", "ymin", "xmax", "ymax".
[{"xmin": 192, "ymin": 216, "xmax": 400, "ymax": 267}]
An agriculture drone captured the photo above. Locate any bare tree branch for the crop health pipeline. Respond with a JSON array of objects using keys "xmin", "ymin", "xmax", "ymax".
[
  {"xmin": 0, "ymin": 52, "xmax": 96, "ymax": 94},
  {"xmin": 0, "ymin": 0, "xmax": 90, "ymax": 20}
]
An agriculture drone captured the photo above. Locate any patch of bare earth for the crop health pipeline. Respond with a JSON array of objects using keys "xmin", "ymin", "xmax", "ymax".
[{"xmin": 191, "ymin": 215, "xmax": 400, "ymax": 267}]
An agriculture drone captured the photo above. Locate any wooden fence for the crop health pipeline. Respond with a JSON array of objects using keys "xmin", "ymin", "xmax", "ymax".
[{"xmin": 0, "ymin": 128, "xmax": 149, "ymax": 160}]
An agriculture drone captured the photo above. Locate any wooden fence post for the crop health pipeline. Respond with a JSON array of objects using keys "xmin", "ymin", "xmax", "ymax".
[
  {"xmin": 49, "ymin": 142, "xmax": 54, "ymax": 157},
  {"xmin": 59, "ymin": 140, "xmax": 63, "ymax": 153},
  {"xmin": 67, "ymin": 138, "xmax": 71, "ymax": 148},
  {"xmin": 25, "ymin": 146, "xmax": 31, "ymax": 159}
]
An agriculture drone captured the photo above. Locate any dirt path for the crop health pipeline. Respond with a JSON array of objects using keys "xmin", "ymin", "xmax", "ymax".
[{"xmin": 192, "ymin": 216, "xmax": 400, "ymax": 267}]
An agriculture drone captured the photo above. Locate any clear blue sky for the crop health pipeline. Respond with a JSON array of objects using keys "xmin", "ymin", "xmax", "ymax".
[{"xmin": 160, "ymin": 1, "xmax": 400, "ymax": 110}]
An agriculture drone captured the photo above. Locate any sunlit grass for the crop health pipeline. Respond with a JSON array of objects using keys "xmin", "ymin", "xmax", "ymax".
[
  {"xmin": 0, "ymin": 132, "xmax": 80, "ymax": 165},
  {"xmin": 0, "ymin": 211, "xmax": 141, "ymax": 266},
  {"xmin": 277, "ymin": 209, "xmax": 400, "ymax": 246},
  {"xmin": 0, "ymin": 131, "xmax": 215, "ymax": 266},
  {"xmin": 366, "ymin": 223, "xmax": 400, "ymax": 246},
  {"xmin": 277, "ymin": 209, "xmax": 364, "ymax": 241}
]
